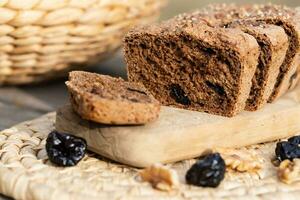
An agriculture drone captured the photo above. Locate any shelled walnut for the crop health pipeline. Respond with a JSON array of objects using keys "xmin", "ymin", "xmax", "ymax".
[
  {"xmin": 139, "ymin": 164, "xmax": 179, "ymax": 191},
  {"xmin": 216, "ymin": 148, "xmax": 263, "ymax": 173},
  {"xmin": 278, "ymin": 159, "xmax": 300, "ymax": 184}
]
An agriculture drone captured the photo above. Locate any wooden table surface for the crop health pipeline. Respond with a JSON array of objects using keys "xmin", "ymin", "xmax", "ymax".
[{"xmin": 0, "ymin": 1, "xmax": 299, "ymax": 199}]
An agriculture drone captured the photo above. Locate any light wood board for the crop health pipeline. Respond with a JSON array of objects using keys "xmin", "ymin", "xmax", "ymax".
[{"xmin": 55, "ymin": 85, "xmax": 300, "ymax": 167}]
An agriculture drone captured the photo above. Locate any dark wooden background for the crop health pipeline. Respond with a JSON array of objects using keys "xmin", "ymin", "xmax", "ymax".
[{"xmin": 0, "ymin": 0, "xmax": 299, "ymax": 199}]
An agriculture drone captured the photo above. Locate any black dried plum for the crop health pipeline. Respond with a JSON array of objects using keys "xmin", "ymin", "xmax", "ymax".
[
  {"xmin": 46, "ymin": 131, "xmax": 87, "ymax": 167},
  {"xmin": 170, "ymin": 84, "xmax": 191, "ymax": 105},
  {"xmin": 275, "ymin": 141, "xmax": 300, "ymax": 162},
  {"xmin": 287, "ymin": 135, "xmax": 300, "ymax": 145},
  {"xmin": 291, "ymin": 72, "xmax": 298, "ymax": 80},
  {"xmin": 205, "ymin": 81, "xmax": 226, "ymax": 96},
  {"xmin": 185, "ymin": 153, "xmax": 225, "ymax": 188},
  {"xmin": 289, "ymin": 72, "xmax": 298, "ymax": 89},
  {"xmin": 126, "ymin": 87, "xmax": 147, "ymax": 95}
]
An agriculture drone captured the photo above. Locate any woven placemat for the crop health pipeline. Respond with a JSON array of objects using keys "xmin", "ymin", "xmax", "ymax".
[{"xmin": 0, "ymin": 113, "xmax": 299, "ymax": 200}]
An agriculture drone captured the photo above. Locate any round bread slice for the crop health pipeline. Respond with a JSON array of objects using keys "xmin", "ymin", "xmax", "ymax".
[{"xmin": 66, "ymin": 71, "xmax": 161, "ymax": 125}]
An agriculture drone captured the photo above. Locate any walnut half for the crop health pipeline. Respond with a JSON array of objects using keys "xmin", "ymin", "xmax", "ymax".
[
  {"xmin": 216, "ymin": 148, "xmax": 263, "ymax": 173},
  {"xmin": 139, "ymin": 163, "xmax": 179, "ymax": 191},
  {"xmin": 278, "ymin": 159, "xmax": 300, "ymax": 184}
]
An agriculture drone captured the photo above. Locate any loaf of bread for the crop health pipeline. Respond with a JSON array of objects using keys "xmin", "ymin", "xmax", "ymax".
[
  {"xmin": 189, "ymin": 5, "xmax": 290, "ymax": 110},
  {"xmin": 229, "ymin": 22, "xmax": 288, "ymax": 110},
  {"xmin": 125, "ymin": 19, "xmax": 259, "ymax": 117},
  {"xmin": 66, "ymin": 71, "xmax": 161, "ymax": 125},
  {"xmin": 124, "ymin": 4, "xmax": 299, "ymax": 117},
  {"xmin": 201, "ymin": 4, "xmax": 300, "ymax": 104}
]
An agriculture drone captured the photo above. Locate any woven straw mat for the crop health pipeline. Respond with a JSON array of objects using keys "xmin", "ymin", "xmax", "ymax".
[
  {"xmin": 0, "ymin": 0, "xmax": 166, "ymax": 85},
  {"xmin": 0, "ymin": 113, "xmax": 299, "ymax": 200}
]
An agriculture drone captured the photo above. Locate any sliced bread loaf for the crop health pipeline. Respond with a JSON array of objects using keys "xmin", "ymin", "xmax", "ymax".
[
  {"xmin": 230, "ymin": 22, "xmax": 288, "ymax": 110},
  {"xmin": 254, "ymin": 5, "xmax": 300, "ymax": 102},
  {"xmin": 202, "ymin": 4, "xmax": 300, "ymax": 102},
  {"xmin": 181, "ymin": 8, "xmax": 289, "ymax": 111},
  {"xmin": 125, "ymin": 19, "xmax": 259, "ymax": 117},
  {"xmin": 66, "ymin": 71, "xmax": 161, "ymax": 125}
]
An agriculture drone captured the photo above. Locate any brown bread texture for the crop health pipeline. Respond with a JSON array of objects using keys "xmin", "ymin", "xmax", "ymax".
[
  {"xmin": 66, "ymin": 71, "xmax": 161, "ymax": 125},
  {"xmin": 229, "ymin": 22, "xmax": 288, "ymax": 110},
  {"xmin": 179, "ymin": 7, "xmax": 289, "ymax": 111},
  {"xmin": 125, "ymin": 19, "xmax": 259, "ymax": 117},
  {"xmin": 202, "ymin": 4, "xmax": 300, "ymax": 103},
  {"xmin": 125, "ymin": 4, "xmax": 300, "ymax": 116},
  {"xmin": 192, "ymin": 6, "xmax": 289, "ymax": 111}
]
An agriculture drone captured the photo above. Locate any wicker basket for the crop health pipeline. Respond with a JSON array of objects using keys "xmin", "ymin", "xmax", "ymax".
[{"xmin": 0, "ymin": 0, "xmax": 167, "ymax": 85}]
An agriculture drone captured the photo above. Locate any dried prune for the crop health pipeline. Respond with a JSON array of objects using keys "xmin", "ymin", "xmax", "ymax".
[
  {"xmin": 205, "ymin": 81, "xmax": 226, "ymax": 96},
  {"xmin": 170, "ymin": 84, "xmax": 191, "ymax": 105},
  {"xmin": 275, "ymin": 141, "xmax": 300, "ymax": 162},
  {"xmin": 185, "ymin": 153, "xmax": 225, "ymax": 188},
  {"xmin": 288, "ymin": 135, "xmax": 300, "ymax": 145},
  {"xmin": 46, "ymin": 131, "xmax": 87, "ymax": 167},
  {"xmin": 288, "ymin": 72, "xmax": 298, "ymax": 89},
  {"xmin": 126, "ymin": 87, "xmax": 147, "ymax": 95},
  {"xmin": 90, "ymin": 86, "xmax": 102, "ymax": 95}
]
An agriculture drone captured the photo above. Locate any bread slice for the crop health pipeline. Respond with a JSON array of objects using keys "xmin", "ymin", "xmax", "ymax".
[
  {"xmin": 125, "ymin": 18, "xmax": 259, "ymax": 117},
  {"xmin": 202, "ymin": 4, "xmax": 300, "ymax": 103},
  {"xmin": 228, "ymin": 22, "xmax": 288, "ymax": 110},
  {"xmin": 254, "ymin": 5, "xmax": 300, "ymax": 102},
  {"xmin": 66, "ymin": 71, "xmax": 161, "ymax": 125},
  {"xmin": 182, "ymin": 7, "xmax": 289, "ymax": 111}
]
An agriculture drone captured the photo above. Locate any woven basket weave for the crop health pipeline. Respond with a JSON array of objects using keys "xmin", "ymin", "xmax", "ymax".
[
  {"xmin": 0, "ymin": 0, "xmax": 166, "ymax": 85},
  {"xmin": 0, "ymin": 113, "xmax": 299, "ymax": 200}
]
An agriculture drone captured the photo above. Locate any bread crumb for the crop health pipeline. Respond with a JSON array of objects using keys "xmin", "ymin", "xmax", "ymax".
[
  {"xmin": 139, "ymin": 164, "xmax": 179, "ymax": 191},
  {"xmin": 278, "ymin": 159, "xmax": 300, "ymax": 184}
]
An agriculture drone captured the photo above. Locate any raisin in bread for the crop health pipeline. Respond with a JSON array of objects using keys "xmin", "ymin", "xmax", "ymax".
[
  {"xmin": 203, "ymin": 4, "xmax": 300, "ymax": 103},
  {"xmin": 125, "ymin": 19, "xmax": 259, "ymax": 117},
  {"xmin": 66, "ymin": 71, "xmax": 160, "ymax": 125}
]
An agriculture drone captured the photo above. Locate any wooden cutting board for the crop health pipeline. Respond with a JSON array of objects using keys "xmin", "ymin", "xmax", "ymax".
[{"xmin": 56, "ymin": 85, "xmax": 300, "ymax": 167}]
